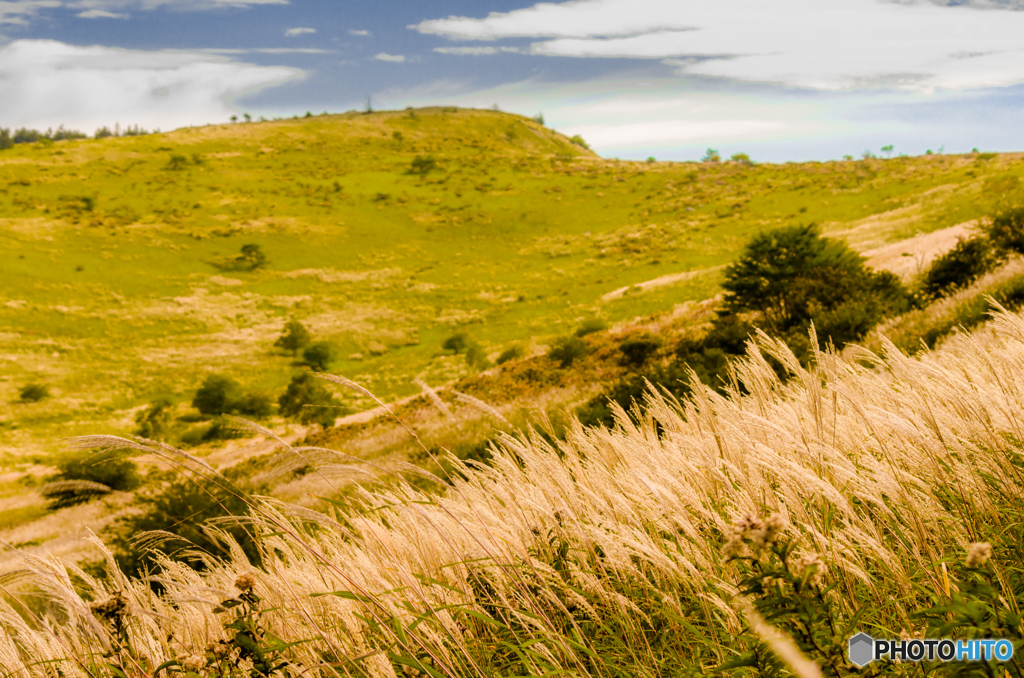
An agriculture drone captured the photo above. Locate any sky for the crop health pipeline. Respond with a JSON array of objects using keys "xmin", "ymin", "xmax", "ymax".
[{"xmin": 1, "ymin": 0, "xmax": 1024, "ymax": 162}]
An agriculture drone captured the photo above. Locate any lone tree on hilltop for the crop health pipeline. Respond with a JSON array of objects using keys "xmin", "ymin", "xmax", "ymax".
[{"xmin": 275, "ymin": 318, "xmax": 311, "ymax": 355}]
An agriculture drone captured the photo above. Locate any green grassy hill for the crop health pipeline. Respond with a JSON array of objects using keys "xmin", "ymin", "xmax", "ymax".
[{"xmin": 1, "ymin": 107, "xmax": 1022, "ymax": 467}]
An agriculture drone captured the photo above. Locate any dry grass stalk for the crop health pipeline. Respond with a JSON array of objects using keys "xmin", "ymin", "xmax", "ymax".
[{"xmin": 3, "ymin": 310, "xmax": 1024, "ymax": 674}]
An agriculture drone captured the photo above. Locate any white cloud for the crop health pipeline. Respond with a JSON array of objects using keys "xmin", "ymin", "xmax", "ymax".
[
  {"xmin": 348, "ymin": 29, "xmax": 369, "ymax": 36},
  {"xmin": 284, "ymin": 26, "xmax": 314, "ymax": 36},
  {"xmin": 413, "ymin": 0, "xmax": 1024, "ymax": 91},
  {"xmin": 1, "ymin": 0, "xmax": 285, "ymax": 25},
  {"xmin": 0, "ymin": 39, "xmax": 303, "ymax": 131},
  {"xmin": 433, "ymin": 46, "xmax": 497, "ymax": 55},
  {"xmin": 76, "ymin": 8, "xmax": 126, "ymax": 17},
  {"xmin": 0, "ymin": 1, "xmax": 60, "ymax": 26},
  {"xmin": 373, "ymin": 52, "xmax": 404, "ymax": 62}
]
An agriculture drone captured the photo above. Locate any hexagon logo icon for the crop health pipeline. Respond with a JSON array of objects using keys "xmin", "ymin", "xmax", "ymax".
[{"xmin": 848, "ymin": 632, "xmax": 875, "ymax": 668}]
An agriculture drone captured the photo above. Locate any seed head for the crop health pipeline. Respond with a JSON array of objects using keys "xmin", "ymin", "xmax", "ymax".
[
  {"xmin": 206, "ymin": 640, "xmax": 233, "ymax": 660},
  {"xmin": 234, "ymin": 573, "xmax": 256, "ymax": 593},
  {"xmin": 791, "ymin": 553, "xmax": 826, "ymax": 587},
  {"xmin": 759, "ymin": 513, "xmax": 788, "ymax": 548},
  {"xmin": 966, "ymin": 542, "xmax": 992, "ymax": 568},
  {"xmin": 90, "ymin": 591, "xmax": 128, "ymax": 627},
  {"xmin": 181, "ymin": 655, "xmax": 205, "ymax": 672}
]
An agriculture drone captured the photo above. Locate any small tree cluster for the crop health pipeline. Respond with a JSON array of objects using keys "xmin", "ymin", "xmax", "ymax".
[
  {"xmin": 278, "ymin": 372, "xmax": 343, "ymax": 427},
  {"xmin": 191, "ymin": 375, "xmax": 274, "ymax": 419},
  {"xmin": 919, "ymin": 204, "xmax": 1024, "ymax": 301}
]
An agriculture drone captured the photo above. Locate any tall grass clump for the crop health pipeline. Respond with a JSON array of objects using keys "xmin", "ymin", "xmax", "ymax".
[{"xmin": 4, "ymin": 312, "xmax": 1024, "ymax": 675}]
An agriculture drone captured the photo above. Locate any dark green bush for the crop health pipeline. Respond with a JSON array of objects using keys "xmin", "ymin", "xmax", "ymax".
[
  {"xmin": 104, "ymin": 476, "xmax": 260, "ymax": 579},
  {"xmin": 574, "ymin": 319, "xmax": 607, "ymax": 337},
  {"xmin": 274, "ymin": 318, "xmax": 311, "ymax": 355},
  {"xmin": 409, "ymin": 155, "xmax": 437, "ymax": 175},
  {"xmin": 548, "ymin": 336, "xmax": 589, "ymax": 368},
  {"xmin": 234, "ymin": 391, "xmax": 274, "ymax": 419},
  {"xmin": 302, "ymin": 341, "xmax": 339, "ymax": 372},
  {"xmin": 465, "ymin": 344, "xmax": 492, "ymax": 370},
  {"xmin": 722, "ymin": 223, "xmax": 870, "ymax": 333},
  {"xmin": 985, "ymin": 206, "xmax": 1024, "ymax": 255},
  {"xmin": 42, "ymin": 451, "xmax": 140, "ymax": 509},
  {"xmin": 192, "ymin": 374, "xmax": 243, "ymax": 416},
  {"xmin": 278, "ymin": 372, "xmax": 342, "ymax": 427},
  {"xmin": 619, "ymin": 335, "xmax": 663, "ymax": 367},
  {"xmin": 496, "ymin": 345, "xmax": 524, "ymax": 364},
  {"xmin": 18, "ymin": 383, "xmax": 49, "ymax": 403},
  {"xmin": 179, "ymin": 417, "xmax": 246, "ymax": 447},
  {"xmin": 922, "ymin": 236, "xmax": 1003, "ymax": 299},
  {"xmin": 442, "ymin": 333, "xmax": 470, "ymax": 354},
  {"xmin": 134, "ymin": 398, "xmax": 175, "ymax": 440}
]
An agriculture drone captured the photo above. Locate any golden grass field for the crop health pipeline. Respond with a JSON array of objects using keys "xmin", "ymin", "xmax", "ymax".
[
  {"xmin": 2, "ymin": 110, "xmax": 1024, "ymax": 677},
  {"xmin": 2, "ymin": 306, "xmax": 1023, "ymax": 676}
]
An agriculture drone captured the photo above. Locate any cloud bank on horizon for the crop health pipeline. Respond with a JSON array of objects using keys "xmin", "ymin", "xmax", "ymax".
[
  {"xmin": 414, "ymin": 0, "xmax": 1024, "ymax": 92},
  {"xmin": 0, "ymin": 40, "xmax": 302, "ymax": 131}
]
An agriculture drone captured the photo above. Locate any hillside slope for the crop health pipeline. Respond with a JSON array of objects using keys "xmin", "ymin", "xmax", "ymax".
[{"xmin": 1, "ymin": 108, "xmax": 1022, "ymax": 465}]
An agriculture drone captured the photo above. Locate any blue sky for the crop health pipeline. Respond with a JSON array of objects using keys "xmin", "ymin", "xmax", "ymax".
[{"xmin": 1, "ymin": 0, "xmax": 1024, "ymax": 162}]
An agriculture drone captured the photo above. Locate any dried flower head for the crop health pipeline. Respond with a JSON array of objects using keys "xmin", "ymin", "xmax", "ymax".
[
  {"xmin": 206, "ymin": 640, "xmax": 234, "ymax": 660},
  {"xmin": 234, "ymin": 573, "xmax": 256, "ymax": 593},
  {"xmin": 759, "ymin": 513, "xmax": 788, "ymax": 548},
  {"xmin": 736, "ymin": 514, "xmax": 764, "ymax": 539},
  {"xmin": 966, "ymin": 542, "xmax": 992, "ymax": 568},
  {"xmin": 791, "ymin": 553, "xmax": 826, "ymax": 587},
  {"xmin": 181, "ymin": 655, "xmax": 205, "ymax": 672},
  {"xmin": 90, "ymin": 591, "xmax": 128, "ymax": 627}
]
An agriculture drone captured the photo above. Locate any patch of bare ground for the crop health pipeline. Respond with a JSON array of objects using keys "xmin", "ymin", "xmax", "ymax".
[
  {"xmin": 861, "ymin": 220, "xmax": 978, "ymax": 279},
  {"xmin": 601, "ymin": 266, "xmax": 724, "ymax": 301}
]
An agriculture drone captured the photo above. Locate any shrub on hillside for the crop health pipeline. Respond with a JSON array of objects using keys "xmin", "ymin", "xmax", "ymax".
[
  {"xmin": 0, "ymin": 128, "xmax": 11, "ymax": 150},
  {"xmin": 496, "ymin": 344, "xmax": 524, "ymax": 364},
  {"xmin": 42, "ymin": 451, "xmax": 140, "ymax": 509},
  {"xmin": 274, "ymin": 318, "xmax": 311, "ymax": 355},
  {"xmin": 278, "ymin": 372, "xmax": 341, "ymax": 427},
  {"xmin": 721, "ymin": 223, "xmax": 912, "ymax": 353},
  {"xmin": 135, "ymin": 398, "xmax": 175, "ymax": 440},
  {"xmin": 234, "ymin": 391, "xmax": 274, "ymax": 419},
  {"xmin": 442, "ymin": 333, "xmax": 471, "ymax": 354},
  {"xmin": 180, "ymin": 418, "xmax": 247, "ymax": 446},
  {"xmin": 548, "ymin": 336, "xmax": 590, "ymax": 368},
  {"xmin": 575, "ymin": 318, "xmax": 607, "ymax": 337},
  {"xmin": 569, "ymin": 135, "xmax": 589, "ymax": 149},
  {"xmin": 619, "ymin": 335, "xmax": 663, "ymax": 367},
  {"xmin": 465, "ymin": 344, "xmax": 492, "ymax": 370},
  {"xmin": 985, "ymin": 206, "xmax": 1024, "ymax": 255},
  {"xmin": 103, "ymin": 475, "xmax": 260, "ymax": 579},
  {"xmin": 18, "ymin": 383, "xmax": 49, "ymax": 403},
  {"xmin": 192, "ymin": 374, "xmax": 243, "ymax": 416},
  {"xmin": 409, "ymin": 155, "xmax": 437, "ymax": 175},
  {"xmin": 922, "ymin": 236, "xmax": 1003, "ymax": 299},
  {"xmin": 302, "ymin": 341, "xmax": 340, "ymax": 372}
]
